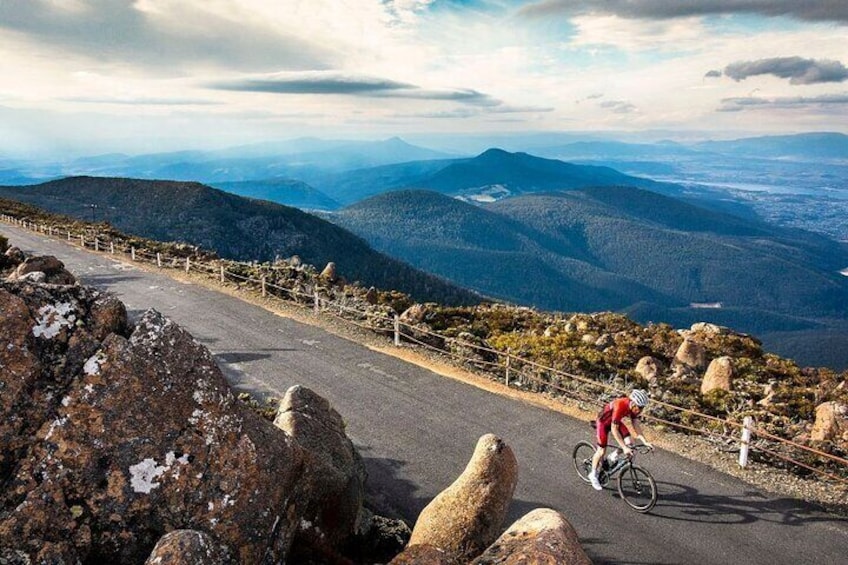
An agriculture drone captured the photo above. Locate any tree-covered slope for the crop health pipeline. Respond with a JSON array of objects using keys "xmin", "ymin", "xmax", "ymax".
[
  {"xmin": 330, "ymin": 188, "xmax": 848, "ymax": 331},
  {"xmin": 210, "ymin": 178, "xmax": 340, "ymax": 211},
  {"xmin": 0, "ymin": 177, "xmax": 480, "ymax": 305}
]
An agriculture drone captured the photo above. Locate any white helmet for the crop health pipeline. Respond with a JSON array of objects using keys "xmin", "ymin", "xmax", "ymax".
[{"xmin": 629, "ymin": 389, "xmax": 649, "ymax": 408}]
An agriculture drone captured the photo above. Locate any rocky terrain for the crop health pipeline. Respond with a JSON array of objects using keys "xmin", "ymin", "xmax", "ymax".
[{"xmin": 0, "ymin": 241, "xmax": 591, "ymax": 563}]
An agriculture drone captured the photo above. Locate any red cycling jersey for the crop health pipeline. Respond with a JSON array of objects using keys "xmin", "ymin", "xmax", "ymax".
[{"xmin": 595, "ymin": 396, "xmax": 637, "ymax": 447}]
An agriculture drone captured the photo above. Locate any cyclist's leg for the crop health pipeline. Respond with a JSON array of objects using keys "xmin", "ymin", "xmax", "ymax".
[{"xmin": 592, "ymin": 423, "xmax": 608, "ymax": 472}]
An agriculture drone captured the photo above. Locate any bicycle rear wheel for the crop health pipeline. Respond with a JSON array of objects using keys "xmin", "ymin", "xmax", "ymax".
[
  {"xmin": 617, "ymin": 465, "xmax": 657, "ymax": 512},
  {"xmin": 572, "ymin": 441, "xmax": 596, "ymax": 483}
]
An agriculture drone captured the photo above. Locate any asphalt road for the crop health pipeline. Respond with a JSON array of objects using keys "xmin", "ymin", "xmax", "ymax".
[{"xmin": 4, "ymin": 224, "xmax": 847, "ymax": 564}]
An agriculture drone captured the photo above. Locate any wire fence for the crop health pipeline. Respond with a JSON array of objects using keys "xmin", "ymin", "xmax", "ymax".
[{"xmin": 3, "ymin": 214, "xmax": 847, "ymax": 485}]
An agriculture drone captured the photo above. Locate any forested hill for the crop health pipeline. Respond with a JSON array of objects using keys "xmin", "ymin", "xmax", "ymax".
[
  {"xmin": 0, "ymin": 177, "xmax": 480, "ymax": 306},
  {"xmin": 329, "ymin": 188, "xmax": 848, "ymax": 335}
]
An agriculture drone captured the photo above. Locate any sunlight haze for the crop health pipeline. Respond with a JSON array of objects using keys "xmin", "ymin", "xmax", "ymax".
[{"xmin": 1, "ymin": 1, "xmax": 846, "ymax": 156}]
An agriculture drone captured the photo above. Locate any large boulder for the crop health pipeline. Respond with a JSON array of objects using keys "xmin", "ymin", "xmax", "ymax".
[
  {"xmin": 0, "ymin": 283, "xmax": 126, "ymax": 485},
  {"xmin": 390, "ymin": 544, "xmax": 451, "ymax": 564},
  {"xmin": 635, "ymin": 356, "xmax": 661, "ymax": 382},
  {"xmin": 674, "ymin": 337, "xmax": 707, "ymax": 370},
  {"xmin": 320, "ymin": 261, "xmax": 337, "ymax": 282},
  {"xmin": 0, "ymin": 281, "xmax": 308, "ymax": 563},
  {"xmin": 8, "ymin": 255, "xmax": 76, "ymax": 285},
  {"xmin": 405, "ymin": 434, "xmax": 518, "ymax": 563},
  {"xmin": 400, "ymin": 303, "xmax": 430, "ymax": 326},
  {"xmin": 701, "ymin": 356, "xmax": 734, "ymax": 394},
  {"xmin": 810, "ymin": 402, "xmax": 847, "ymax": 442},
  {"xmin": 274, "ymin": 385, "xmax": 366, "ymax": 554},
  {"xmin": 470, "ymin": 508, "xmax": 592, "ymax": 565},
  {"xmin": 144, "ymin": 530, "xmax": 231, "ymax": 565}
]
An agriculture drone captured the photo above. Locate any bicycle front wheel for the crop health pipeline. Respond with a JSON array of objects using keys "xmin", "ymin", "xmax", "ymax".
[
  {"xmin": 617, "ymin": 465, "xmax": 657, "ymax": 512},
  {"xmin": 572, "ymin": 441, "xmax": 596, "ymax": 483}
]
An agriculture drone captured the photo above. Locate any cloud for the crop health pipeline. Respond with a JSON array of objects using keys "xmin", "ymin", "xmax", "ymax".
[
  {"xmin": 61, "ymin": 96, "xmax": 220, "ymax": 106},
  {"xmin": 705, "ymin": 70, "xmax": 723, "ymax": 78},
  {"xmin": 718, "ymin": 92, "xmax": 848, "ymax": 111},
  {"xmin": 0, "ymin": 0, "xmax": 334, "ymax": 72},
  {"xmin": 724, "ymin": 57, "xmax": 848, "ymax": 84},
  {"xmin": 208, "ymin": 71, "xmax": 502, "ymax": 106},
  {"xmin": 517, "ymin": 1, "xmax": 848, "ymax": 24},
  {"xmin": 600, "ymin": 100, "xmax": 637, "ymax": 114}
]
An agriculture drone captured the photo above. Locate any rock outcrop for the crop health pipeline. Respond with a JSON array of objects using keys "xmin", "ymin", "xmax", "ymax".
[
  {"xmin": 7, "ymin": 255, "xmax": 76, "ymax": 285},
  {"xmin": 403, "ymin": 434, "xmax": 518, "ymax": 563},
  {"xmin": 320, "ymin": 261, "xmax": 337, "ymax": 282},
  {"xmin": 635, "ymin": 356, "xmax": 661, "ymax": 382},
  {"xmin": 390, "ymin": 544, "xmax": 451, "ymax": 564},
  {"xmin": 810, "ymin": 402, "xmax": 847, "ymax": 442},
  {"xmin": 0, "ymin": 281, "xmax": 312, "ymax": 563},
  {"xmin": 701, "ymin": 356, "xmax": 734, "ymax": 394},
  {"xmin": 470, "ymin": 508, "xmax": 592, "ymax": 565},
  {"xmin": 274, "ymin": 385, "xmax": 367, "ymax": 555},
  {"xmin": 674, "ymin": 337, "xmax": 707, "ymax": 371},
  {"xmin": 144, "ymin": 530, "xmax": 231, "ymax": 565}
]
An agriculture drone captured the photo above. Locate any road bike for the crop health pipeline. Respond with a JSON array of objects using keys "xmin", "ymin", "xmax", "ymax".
[{"xmin": 572, "ymin": 441, "xmax": 657, "ymax": 512}]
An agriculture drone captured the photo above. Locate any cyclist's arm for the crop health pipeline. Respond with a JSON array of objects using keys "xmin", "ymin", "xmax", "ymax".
[
  {"xmin": 611, "ymin": 423, "xmax": 628, "ymax": 451},
  {"xmin": 630, "ymin": 417, "xmax": 653, "ymax": 449}
]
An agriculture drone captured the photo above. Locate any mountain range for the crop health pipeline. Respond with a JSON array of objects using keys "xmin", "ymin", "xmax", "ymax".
[
  {"xmin": 2, "ymin": 133, "xmax": 848, "ymax": 367},
  {"xmin": 0, "ymin": 177, "xmax": 478, "ymax": 306}
]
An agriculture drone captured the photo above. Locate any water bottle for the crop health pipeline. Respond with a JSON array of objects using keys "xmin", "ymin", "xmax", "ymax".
[{"xmin": 607, "ymin": 450, "xmax": 619, "ymax": 465}]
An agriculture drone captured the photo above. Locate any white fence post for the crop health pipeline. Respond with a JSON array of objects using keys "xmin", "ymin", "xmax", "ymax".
[
  {"xmin": 261, "ymin": 276, "xmax": 267, "ymax": 297},
  {"xmin": 185, "ymin": 257, "xmax": 190, "ymax": 273},
  {"xmin": 110, "ymin": 241, "xmax": 114, "ymax": 254},
  {"xmin": 505, "ymin": 348, "xmax": 511, "ymax": 387},
  {"xmin": 220, "ymin": 264, "xmax": 225, "ymax": 283},
  {"xmin": 94, "ymin": 238, "xmax": 99, "ymax": 252},
  {"xmin": 131, "ymin": 247, "xmax": 136, "ymax": 261},
  {"xmin": 313, "ymin": 289, "xmax": 320, "ymax": 314},
  {"xmin": 156, "ymin": 253, "xmax": 162, "ymax": 268},
  {"xmin": 67, "ymin": 231, "xmax": 71, "ymax": 242},
  {"xmin": 394, "ymin": 314, "xmax": 400, "ymax": 346},
  {"xmin": 739, "ymin": 416, "xmax": 754, "ymax": 468},
  {"xmin": 80, "ymin": 235, "xmax": 85, "ymax": 247}
]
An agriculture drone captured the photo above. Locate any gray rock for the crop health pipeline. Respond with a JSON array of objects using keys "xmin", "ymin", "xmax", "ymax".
[
  {"xmin": 144, "ymin": 530, "xmax": 231, "ymax": 565},
  {"xmin": 274, "ymin": 385, "xmax": 366, "ymax": 553},
  {"xmin": 0, "ymin": 282, "xmax": 308, "ymax": 563},
  {"xmin": 406, "ymin": 434, "xmax": 518, "ymax": 563},
  {"xmin": 471, "ymin": 508, "xmax": 591, "ymax": 565},
  {"xmin": 701, "ymin": 356, "xmax": 734, "ymax": 394}
]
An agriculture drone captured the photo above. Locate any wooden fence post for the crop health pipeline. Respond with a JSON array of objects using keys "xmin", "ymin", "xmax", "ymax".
[
  {"xmin": 131, "ymin": 247, "xmax": 136, "ymax": 261},
  {"xmin": 80, "ymin": 235, "xmax": 85, "ymax": 247},
  {"xmin": 156, "ymin": 253, "xmax": 162, "ymax": 268},
  {"xmin": 739, "ymin": 416, "xmax": 754, "ymax": 468},
  {"xmin": 220, "ymin": 264, "xmax": 225, "ymax": 283},
  {"xmin": 394, "ymin": 314, "xmax": 401, "ymax": 346},
  {"xmin": 185, "ymin": 257, "xmax": 190, "ymax": 273},
  {"xmin": 313, "ymin": 289, "xmax": 320, "ymax": 315},
  {"xmin": 94, "ymin": 238, "xmax": 99, "ymax": 252}
]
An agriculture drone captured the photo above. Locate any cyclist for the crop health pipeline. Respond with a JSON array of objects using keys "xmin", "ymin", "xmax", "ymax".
[{"xmin": 588, "ymin": 388, "xmax": 653, "ymax": 490}]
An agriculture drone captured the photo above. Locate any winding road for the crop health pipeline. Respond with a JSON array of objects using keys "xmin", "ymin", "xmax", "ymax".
[{"xmin": 4, "ymin": 223, "xmax": 846, "ymax": 564}]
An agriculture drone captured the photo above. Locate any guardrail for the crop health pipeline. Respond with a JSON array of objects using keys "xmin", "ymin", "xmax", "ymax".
[{"xmin": 3, "ymin": 214, "xmax": 846, "ymax": 485}]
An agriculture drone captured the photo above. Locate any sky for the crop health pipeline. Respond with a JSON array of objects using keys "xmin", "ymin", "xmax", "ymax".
[{"xmin": 1, "ymin": 0, "xmax": 846, "ymax": 157}]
